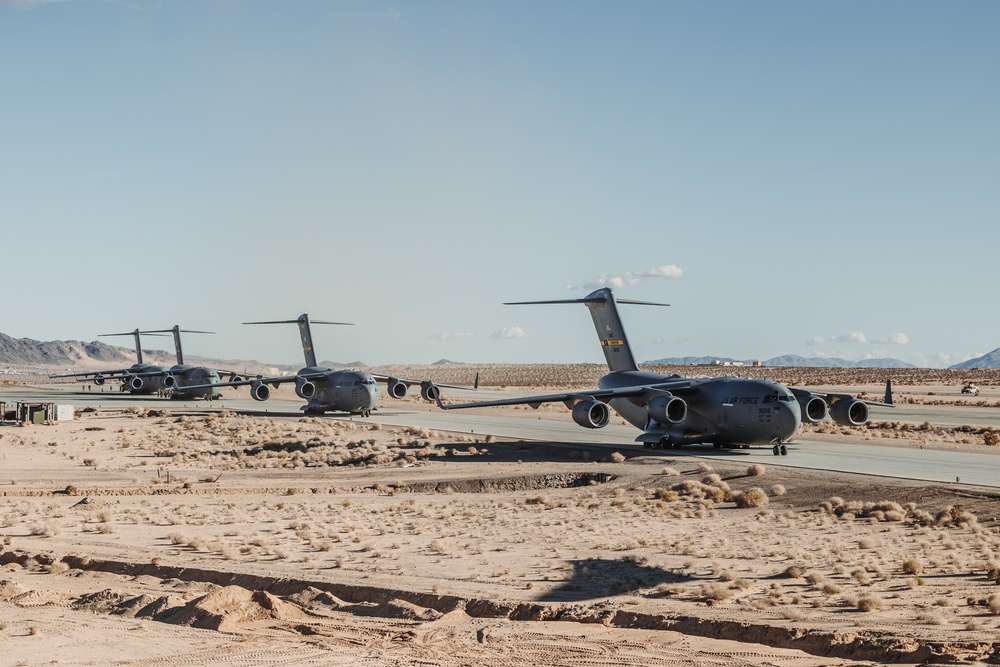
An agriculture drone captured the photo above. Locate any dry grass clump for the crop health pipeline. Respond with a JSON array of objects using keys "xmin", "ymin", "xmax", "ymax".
[
  {"xmin": 855, "ymin": 594, "xmax": 884, "ymax": 612},
  {"xmin": 746, "ymin": 464, "xmax": 765, "ymax": 477},
  {"xmin": 660, "ymin": 467, "xmax": 680, "ymax": 477},
  {"xmin": 902, "ymin": 558, "xmax": 923, "ymax": 575},
  {"xmin": 734, "ymin": 487, "xmax": 768, "ymax": 508},
  {"xmin": 609, "ymin": 452, "xmax": 626, "ymax": 464},
  {"xmin": 769, "ymin": 484, "xmax": 786, "ymax": 496}
]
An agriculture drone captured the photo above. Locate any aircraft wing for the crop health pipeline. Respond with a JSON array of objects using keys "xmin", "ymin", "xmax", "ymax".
[
  {"xmin": 49, "ymin": 369, "xmax": 133, "ymax": 380},
  {"xmin": 788, "ymin": 379, "xmax": 895, "ymax": 408},
  {"xmin": 179, "ymin": 372, "xmax": 318, "ymax": 391},
  {"xmin": 369, "ymin": 373, "xmax": 479, "ymax": 392},
  {"xmin": 436, "ymin": 379, "xmax": 692, "ymax": 411}
]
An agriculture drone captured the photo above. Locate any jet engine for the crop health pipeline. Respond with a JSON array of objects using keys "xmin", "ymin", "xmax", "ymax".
[
  {"xmin": 295, "ymin": 378, "xmax": 316, "ymax": 399},
  {"xmin": 571, "ymin": 400, "xmax": 610, "ymax": 429},
  {"xmin": 93, "ymin": 374, "xmax": 106, "ymax": 386},
  {"xmin": 646, "ymin": 394, "xmax": 687, "ymax": 425},
  {"xmin": 830, "ymin": 399, "xmax": 869, "ymax": 426},
  {"xmin": 228, "ymin": 373, "xmax": 243, "ymax": 384},
  {"xmin": 386, "ymin": 377, "xmax": 408, "ymax": 399},
  {"xmin": 128, "ymin": 375, "xmax": 144, "ymax": 391},
  {"xmin": 162, "ymin": 374, "xmax": 176, "ymax": 389},
  {"xmin": 798, "ymin": 396, "xmax": 829, "ymax": 423},
  {"xmin": 250, "ymin": 381, "xmax": 271, "ymax": 401},
  {"xmin": 420, "ymin": 381, "xmax": 441, "ymax": 402}
]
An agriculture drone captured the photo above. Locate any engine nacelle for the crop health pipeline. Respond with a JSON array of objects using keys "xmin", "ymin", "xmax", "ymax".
[
  {"xmin": 295, "ymin": 378, "xmax": 316, "ymax": 399},
  {"xmin": 646, "ymin": 394, "xmax": 687, "ymax": 425},
  {"xmin": 830, "ymin": 399, "xmax": 869, "ymax": 426},
  {"xmin": 420, "ymin": 381, "xmax": 440, "ymax": 402},
  {"xmin": 128, "ymin": 375, "xmax": 144, "ymax": 391},
  {"xmin": 798, "ymin": 396, "xmax": 829, "ymax": 423},
  {"xmin": 250, "ymin": 381, "xmax": 271, "ymax": 402},
  {"xmin": 162, "ymin": 374, "xmax": 176, "ymax": 389},
  {"xmin": 229, "ymin": 373, "xmax": 243, "ymax": 384},
  {"xmin": 386, "ymin": 377, "xmax": 408, "ymax": 399},
  {"xmin": 571, "ymin": 400, "xmax": 610, "ymax": 429},
  {"xmin": 93, "ymin": 374, "xmax": 106, "ymax": 386}
]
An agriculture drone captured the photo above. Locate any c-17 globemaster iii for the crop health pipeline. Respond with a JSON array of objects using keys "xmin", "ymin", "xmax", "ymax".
[
  {"xmin": 183, "ymin": 313, "xmax": 476, "ymax": 416},
  {"xmin": 49, "ymin": 329, "xmax": 174, "ymax": 395},
  {"xmin": 437, "ymin": 287, "xmax": 893, "ymax": 455}
]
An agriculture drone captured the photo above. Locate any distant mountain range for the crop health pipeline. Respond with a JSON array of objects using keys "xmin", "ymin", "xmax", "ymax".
[
  {"xmin": 644, "ymin": 355, "xmax": 918, "ymax": 369},
  {"xmin": 4, "ymin": 332, "xmax": 1000, "ymax": 371},
  {"xmin": 948, "ymin": 348, "xmax": 1000, "ymax": 370}
]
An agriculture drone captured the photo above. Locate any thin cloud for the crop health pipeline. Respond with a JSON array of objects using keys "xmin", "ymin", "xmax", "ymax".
[
  {"xmin": 490, "ymin": 326, "xmax": 525, "ymax": 339},
  {"xmin": 429, "ymin": 332, "xmax": 477, "ymax": 341},
  {"xmin": 565, "ymin": 265, "xmax": 683, "ymax": 291},
  {"xmin": 808, "ymin": 332, "xmax": 867, "ymax": 345},
  {"xmin": 874, "ymin": 333, "xmax": 909, "ymax": 345},
  {"xmin": 382, "ymin": 6, "xmax": 401, "ymax": 20}
]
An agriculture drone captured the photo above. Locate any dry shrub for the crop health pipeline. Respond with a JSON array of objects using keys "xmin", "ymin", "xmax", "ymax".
[
  {"xmin": 699, "ymin": 583, "xmax": 733, "ymax": 605},
  {"xmin": 902, "ymin": 558, "xmax": 923, "ymax": 575},
  {"xmin": 697, "ymin": 462, "xmax": 713, "ymax": 473},
  {"xmin": 654, "ymin": 488, "xmax": 679, "ymax": 502},
  {"xmin": 747, "ymin": 463, "xmax": 765, "ymax": 477},
  {"xmin": 661, "ymin": 467, "xmax": 680, "ymax": 477},
  {"xmin": 988, "ymin": 594, "xmax": 1000, "ymax": 615},
  {"xmin": 783, "ymin": 565, "xmax": 804, "ymax": 579},
  {"xmin": 856, "ymin": 594, "xmax": 884, "ymax": 612},
  {"xmin": 609, "ymin": 452, "xmax": 626, "ymax": 464},
  {"xmin": 769, "ymin": 484, "xmax": 786, "ymax": 496},
  {"xmin": 735, "ymin": 487, "xmax": 768, "ymax": 508}
]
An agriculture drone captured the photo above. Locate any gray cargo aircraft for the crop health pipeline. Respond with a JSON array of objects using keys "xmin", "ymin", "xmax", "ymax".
[
  {"xmin": 49, "ymin": 329, "xmax": 174, "ymax": 395},
  {"xmin": 436, "ymin": 288, "xmax": 893, "ymax": 455},
  {"xmin": 183, "ymin": 314, "xmax": 474, "ymax": 416},
  {"xmin": 130, "ymin": 326, "xmax": 253, "ymax": 400}
]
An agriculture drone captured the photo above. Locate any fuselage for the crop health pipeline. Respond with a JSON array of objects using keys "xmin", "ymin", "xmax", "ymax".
[
  {"xmin": 299, "ymin": 366, "xmax": 380, "ymax": 415},
  {"xmin": 599, "ymin": 371, "xmax": 801, "ymax": 446},
  {"xmin": 169, "ymin": 365, "xmax": 223, "ymax": 400}
]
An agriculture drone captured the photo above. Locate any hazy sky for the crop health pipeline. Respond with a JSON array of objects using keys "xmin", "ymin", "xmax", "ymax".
[{"xmin": 2, "ymin": 1, "xmax": 997, "ymax": 368}]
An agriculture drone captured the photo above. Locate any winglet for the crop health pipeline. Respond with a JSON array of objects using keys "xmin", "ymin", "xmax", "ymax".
[
  {"xmin": 884, "ymin": 378, "xmax": 893, "ymax": 405},
  {"xmin": 474, "ymin": 372, "xmax": 479, "ymax": 390},
  {"xmin": 434, "ymin": 393, "xmax": 450, "ymax": 411}
]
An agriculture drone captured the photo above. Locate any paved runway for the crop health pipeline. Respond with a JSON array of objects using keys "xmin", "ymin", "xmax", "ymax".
[{"xmin": 5, "ymin": 385, "xmax": 1000, "ymax": 489}]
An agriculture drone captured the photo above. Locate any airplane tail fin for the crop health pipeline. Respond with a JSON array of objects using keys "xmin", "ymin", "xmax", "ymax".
[
  {"xmin": 101, "ymin": 328, "xmax": 167, "ymax": 365},
  {"xmin": 884, "ymin": 378, "xmax": 893, "ymax": 405},
  {"xmin": 245, "ymin": 314, "xmax": 353, "ymax": 368},
  {"xmin": 506, "ymin": 287, "xmax": 669, "ymax": 373},
  {"xmin": 139, "ymin": 326, "xmax": 214, "ymax": 365}
]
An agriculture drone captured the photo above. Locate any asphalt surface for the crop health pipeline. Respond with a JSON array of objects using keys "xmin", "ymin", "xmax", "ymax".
[{"xmin": 5, "ymin": 384, "xmax": 1000, "ymax": 488}]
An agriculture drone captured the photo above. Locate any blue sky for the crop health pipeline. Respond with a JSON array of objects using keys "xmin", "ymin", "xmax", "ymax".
[{"xmin": 1, "ymin": 1, "xmax": 997, "ymax": 368}]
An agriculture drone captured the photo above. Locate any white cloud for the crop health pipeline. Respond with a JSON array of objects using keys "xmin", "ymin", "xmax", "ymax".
[
  {"xmin": 382, "ymin": 7, "xmax": 401, "ymax": 20},
  {"xmin": 490, "ymin": 326, "xmax": 525, "ymax": 339},
  {"xmin": 808, "ymin": 331, "xmax": 867, "ymax": 345},
  {"xmin": 874, "ymin": 333, "xmax": 909, "ymax": 345},
  {"xmin": 565, "ymin": 265, "xmax": 683, "ymax": 291},
  {"xmin": 429, "ymin": 332, "xmax": 476, "ymax": 341}
]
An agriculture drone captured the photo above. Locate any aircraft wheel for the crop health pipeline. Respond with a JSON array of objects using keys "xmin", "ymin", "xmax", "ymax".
[
  {"xmin": 672, "ymin": 442, "xmax": 682, "ymax": 450},
  {"xmin": 658, "ymin": 438, "xmax": 669, "ymax": 450},
  {"xmin": 713, "ymin": 443, "xmax": 722, "ymax": 449},
  {"xmin": 773, "ymin": 445, "xmax": 780, "ymax": 456},
  {"xmin": 780, "ymin": 444, "xmax": 788, "ymax": 456},
  {"xmin": 644, "ymin": 442, "xmax": 653, "ymax": 449}
]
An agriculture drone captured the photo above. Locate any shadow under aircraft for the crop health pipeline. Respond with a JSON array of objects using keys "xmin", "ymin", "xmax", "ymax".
[
  {"xmin": 184, "ymin": 313, "xmax": 476, "ymax": 416},
  {"xmin": 438, "ymin": 287, "xmax": 893, "ymax": 455}
]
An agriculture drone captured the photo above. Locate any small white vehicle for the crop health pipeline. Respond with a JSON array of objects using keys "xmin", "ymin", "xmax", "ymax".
[{"xmin": 961, "ymin": 383, "xmax": 980, "ymax": 395}]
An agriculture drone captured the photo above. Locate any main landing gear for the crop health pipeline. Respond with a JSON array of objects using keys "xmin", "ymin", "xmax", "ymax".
[
  {"xmin": 643, "ymin": 438, "xmax": 682, "ymax": 450},
  {"xmin": 772, "ymin": 444, "xmax": 788, "ymax": 456}
]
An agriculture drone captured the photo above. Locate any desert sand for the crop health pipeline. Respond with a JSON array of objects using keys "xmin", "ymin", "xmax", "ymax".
[{"xmin": 1, "ymin": 370, "xmax": 1000, "ymax": 665}]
